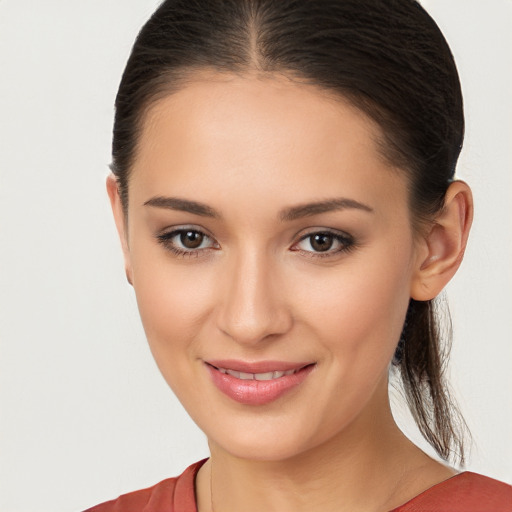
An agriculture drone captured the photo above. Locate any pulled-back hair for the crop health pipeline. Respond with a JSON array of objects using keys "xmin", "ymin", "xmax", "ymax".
[{"xmin": 112, "ymin": 0, "xmax": 467, "ymax": 463}]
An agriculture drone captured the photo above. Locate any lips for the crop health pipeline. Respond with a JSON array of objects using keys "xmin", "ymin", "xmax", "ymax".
[{"xmin": 205, "ymin": 360, "xmax": 315, "ymax": 405}]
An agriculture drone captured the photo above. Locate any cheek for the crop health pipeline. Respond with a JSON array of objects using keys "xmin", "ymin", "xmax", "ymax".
[
  {"xmin": 292, "ymin": 249, "xmax": 413, "ymax": 363},
  {"xmin": 284, "ymin": 253, "xmax": 413, "ymax": 433},
  {"xmin": 129, "ymin": 251, "xmax": 216, "ymax": 378}
]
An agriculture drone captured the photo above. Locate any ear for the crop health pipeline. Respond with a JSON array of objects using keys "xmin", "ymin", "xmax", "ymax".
[
  {"xmin": 411, "ymin": 180, "xmax": 473, "ymax": 301},
  {"xmin": 106, "ymin": 174, "xmax": 133, "ymax": 286}
]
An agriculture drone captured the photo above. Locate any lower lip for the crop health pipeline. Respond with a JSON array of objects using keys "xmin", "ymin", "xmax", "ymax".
[{"xmin": 206, "ymin": 364, "xmax": 315, "ymax": 405}]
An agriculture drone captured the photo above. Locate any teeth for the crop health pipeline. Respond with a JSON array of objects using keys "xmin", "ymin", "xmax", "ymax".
[
  {"xmin": 219, "ymin": 367, "xmax": 297, "ymax": 380},
  {"xmin": 255, "ymin": 372, "xmax": 275, "ymax": 381}
]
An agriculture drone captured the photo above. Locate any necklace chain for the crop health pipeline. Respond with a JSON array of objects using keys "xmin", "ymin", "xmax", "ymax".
[{"xmin": 210, "ymin": 459, "xmax": 215, "ymax": 512}]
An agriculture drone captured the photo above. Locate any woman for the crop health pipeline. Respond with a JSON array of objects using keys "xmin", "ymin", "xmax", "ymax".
[{"xmin": 85, "ymin": 0, "xmax": 512, "ymax": 510}]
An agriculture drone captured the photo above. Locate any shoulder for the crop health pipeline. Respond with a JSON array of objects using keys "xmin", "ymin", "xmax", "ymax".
[
  {"xmin": 82, "ymin": 459, "xmax": 207, "ymax": 512},
  {"xmin": 392, "ymin": 472, "xmax": 512, "ymax": 512}
]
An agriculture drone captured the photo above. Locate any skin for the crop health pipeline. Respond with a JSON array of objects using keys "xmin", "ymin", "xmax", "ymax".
[{"xmin": 108, "ymin": 72, "xmax": 473, "ymax": 512}]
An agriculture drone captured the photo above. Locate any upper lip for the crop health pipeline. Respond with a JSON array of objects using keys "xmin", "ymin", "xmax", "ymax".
[{"xmin": 205, "ymin": 359, "xmax": 314, "ymax": 373}]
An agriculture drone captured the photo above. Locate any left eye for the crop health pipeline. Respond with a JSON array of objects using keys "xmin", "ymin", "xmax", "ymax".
[
  {"xmin": 293, "ymin": 231, "xmax": 353, "ymax": 254},
  {"xmin": 157, "ymin": 228, "xmax": 217, "ymax": 252},
  {"xmin": 175, "ymin": 230, "xmax": 209, "ymax": 249}
]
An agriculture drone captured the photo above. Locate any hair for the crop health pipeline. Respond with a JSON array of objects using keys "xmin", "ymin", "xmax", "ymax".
[{"xmin": 112, "ymin": 0, "xmax": 468, "ymax": 464}]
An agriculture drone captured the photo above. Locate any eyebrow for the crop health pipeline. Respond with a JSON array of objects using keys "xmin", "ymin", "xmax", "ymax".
[
  {"xmin": 279, "ymin": 198, "xmax": 374, "ymax": 221},
  {"xmin": 144, "ymin": 196, "xmax": 220, "ymax": 218},
  {"xmin": 143, "ymin": 196, "xmax": 374, "ymax": 220}
]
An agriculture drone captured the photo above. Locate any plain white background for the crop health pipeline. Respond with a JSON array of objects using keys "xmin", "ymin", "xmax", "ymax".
[{"xmin": 0, "ymin": 1, "xmax": 510, "ymax": 511}]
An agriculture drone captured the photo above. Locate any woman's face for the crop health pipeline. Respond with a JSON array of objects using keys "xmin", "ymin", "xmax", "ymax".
[{"xmin": 115, "ymin": 73, "xmax": 425, "ymax": 461}]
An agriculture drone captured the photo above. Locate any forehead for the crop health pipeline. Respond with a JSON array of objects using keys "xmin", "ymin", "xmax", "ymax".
[
  {"xmin": 131, "ymin": 72, "xmax": 405, "ymax": 213},
  {"xmin": 138, "ymin": 72, "xmax": 383, "ymax": 163}
]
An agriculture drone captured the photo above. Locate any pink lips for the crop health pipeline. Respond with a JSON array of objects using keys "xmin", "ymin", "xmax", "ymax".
[{"xmin": 206, "ymin": 359, "xmax": 315, "ymax": 405}]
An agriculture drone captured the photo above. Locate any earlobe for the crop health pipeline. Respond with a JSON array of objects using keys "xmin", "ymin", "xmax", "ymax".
[
  {"xmin": 106, "ymin": 174, "xmax": 133, "ymax": 286},
  {"xmin": 411, "ymin": 181, "xmax": 473, "ymax": 301}
]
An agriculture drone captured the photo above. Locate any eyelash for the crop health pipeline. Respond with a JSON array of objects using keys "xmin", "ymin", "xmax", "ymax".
[
  {"xmin": 156, "ymin": 228, "xmax": 219, "ymax": 259},
  {"xmin": 156, "ymin": 228, "xmax": 355, "ymax": 259},
  {"xmin": 292, "ymin": 230, "xmax": 356, "ymax": 259}
]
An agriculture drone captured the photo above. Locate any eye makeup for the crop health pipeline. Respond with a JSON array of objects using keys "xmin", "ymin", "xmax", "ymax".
[{"xmin": 155, "ymin": 226, "xmax": 357, "ymax": 260}]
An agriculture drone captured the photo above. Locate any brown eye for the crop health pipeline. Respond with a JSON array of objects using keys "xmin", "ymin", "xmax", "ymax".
[
  {"xmin": 180, "ymin": 230, "xmax": 204, "ymax": 249},
  {"xmin": 293, "ymin": 230, "xmax": 355, "ymax": 257},
  {"xmin": 310, "ymin": 233, "xmax": 334, "ymax": 252},
  {"xmin": 156, "ymin": 228, "xmax": 217, "ymax": 256}
]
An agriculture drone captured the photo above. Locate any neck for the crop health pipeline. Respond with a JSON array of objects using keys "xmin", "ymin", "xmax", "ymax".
[{"xmin": 196, "ymin": 384, "xmax": 454, "ymax": 512}]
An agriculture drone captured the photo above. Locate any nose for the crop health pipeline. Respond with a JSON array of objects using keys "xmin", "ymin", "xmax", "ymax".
[{"xmin": 215, "ymin": 248, "xmax": 293, "ymax": 346}]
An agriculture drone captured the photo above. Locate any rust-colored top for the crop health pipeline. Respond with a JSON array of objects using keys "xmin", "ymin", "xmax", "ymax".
[{"xmin": 84, "ymin": 459, "xmax": 512, "ymax": 512}]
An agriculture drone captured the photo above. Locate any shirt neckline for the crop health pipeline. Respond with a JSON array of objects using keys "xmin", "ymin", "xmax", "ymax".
[
  {"xmin": 180, "ymin": 459, "xmax": 468, "ymax": 512},
  {"xmin": 387, "ymin": 471, "xmax": 469, "ymax": 511}
]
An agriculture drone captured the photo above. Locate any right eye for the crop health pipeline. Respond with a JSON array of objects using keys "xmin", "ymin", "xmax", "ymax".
[{"xmin": 156, "ymin": 228, "xmax": 219, "ymax": 257}]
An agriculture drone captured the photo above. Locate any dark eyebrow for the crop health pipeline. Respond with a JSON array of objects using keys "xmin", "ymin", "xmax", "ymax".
[
  {"xmin": 143, "ymin": 196, "xmax": 373, "ymax": 221},
  {"xmin": 279, "ymin": 198, "xmax": 374, "ymax": 221},
  {"xmin": 144, "ymin": 196, "xmax": 221, "ymax": 218}
]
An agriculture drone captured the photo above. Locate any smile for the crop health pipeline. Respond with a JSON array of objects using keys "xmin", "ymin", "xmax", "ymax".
[
  {"xmin": 205, "ymin": 361, "xmax": 315, "ymax": 405},
  {"xmin": 216, "ymin": 368, "xmax": 298, "ymax": 380}
]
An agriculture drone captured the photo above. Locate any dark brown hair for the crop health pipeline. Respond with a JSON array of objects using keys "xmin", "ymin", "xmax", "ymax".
[{"xmin": 112, "ymin": 0, "xmax": 467, "ymax": 463}]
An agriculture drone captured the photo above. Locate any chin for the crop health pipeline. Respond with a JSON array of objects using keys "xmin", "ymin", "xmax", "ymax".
[
  {"xmin": 217, "ymin": 436, "xmax": 312, "ymax": 463},
  {"xmin": 201, "ymin": 412, "xmax": 336, "ymax": 463}
]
